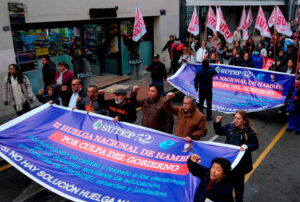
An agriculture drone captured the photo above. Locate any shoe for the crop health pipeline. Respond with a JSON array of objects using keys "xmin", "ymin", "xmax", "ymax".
[
  {"xmin": 286, "ymin": 128, "xmax": 294, "ymax": 132},
  {"xmin": 277, "ymin": 110, "xmax": 282, "ymax": 114},
  {"xmin": 285, "ymin": 112, "xmax": 290, "ymax": 116},
  {"xmin": 295, "ymin": 131, "xmax": 300, "ymax": 135}
]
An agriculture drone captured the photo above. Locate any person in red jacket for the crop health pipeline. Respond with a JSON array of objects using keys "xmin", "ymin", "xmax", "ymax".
[
  {"xmin": 169, "ymin": 38, "xmax": 184, "ymax": 74},
  {"xmin": 53, "ymin": 62, "xmax": 75, "ymax": 90}
]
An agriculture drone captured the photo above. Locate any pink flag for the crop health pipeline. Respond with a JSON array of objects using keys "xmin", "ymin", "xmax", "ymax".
[
  {"xmin": 216, "ymin": 6, "xmax": 224, "ymax": 32},
  {"xmin": 255, "ymin": 7, "xmax": 272, "ymax": 38},
  {"xmin": 243, "ymin": 7, "xmax": 253, "ymax": 40},
  {"xmin": 268, "ymin": 6, "xmax": 292, "ymax": 36},
  {"xmin": 247, "ymin": 7, "xmax": 253, "ymax": 27},
  {"xmin": 207, "ymin": 6, "xmax": 217, "ymax": 33},
  {"xmin": 132, "ymin": 5, "xmax": 147, "ymax": 42},
  {"xmin": 187, "ymin": 7, "xmax": 200, "ymax": 36},
  {"xmin": 239, "ymin": 6, "xmax": 247, "ymax": 31},
  {"xmin": 216, "ymin": 6, "xmax": 234, "ymax": 43},
  {"xmin": 262, "ymin": 57, "xmax": 274, "ymax": 70},
  {"xmin": 298, "ymin": 7, "xmax": 300, "ymax": 22}
]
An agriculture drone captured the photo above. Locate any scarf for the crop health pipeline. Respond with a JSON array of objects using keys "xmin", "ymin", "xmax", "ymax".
[
  {"xmin": 57, "ymin": 69, "xmax": 67, "ymax": 85},
  {"xmin": 10, "ymin": 76, "xmax": 26, "ymax": 111}
]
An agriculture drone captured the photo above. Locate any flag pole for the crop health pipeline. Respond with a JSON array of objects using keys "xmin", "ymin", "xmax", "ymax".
[
  {"xmin": 215, "ymin": 5, "xmax": 219, "ymax": 60},
  {"xmin": 297, "ymin": 40, "xmax": 300, "ymax": 76},
  {"xmin": 297, "ymin": 3, "xmax": 300, "ymax": 76},
  {"xmin": 250, "ymin": 6, "xmax": 260, "ymax": 54},
  {"xmin": 273, "ymin": 5, "xmax": 277, "ymax": 71},
  {"xmin": 203, "ymin": 6, "xmax": 209, "ymax": 41},
  {"xmin": 188, "ymin": 6, "xmax": 196, "ymax": 56},
  {"xmin": 236, "ymin": 5, "xmax": 245, "ymax": 42}
]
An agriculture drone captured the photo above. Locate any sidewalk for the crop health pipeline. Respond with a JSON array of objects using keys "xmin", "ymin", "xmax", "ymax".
[{"xmin": 98, "ymin": 72, "xmax": 175, "ymax": 100}]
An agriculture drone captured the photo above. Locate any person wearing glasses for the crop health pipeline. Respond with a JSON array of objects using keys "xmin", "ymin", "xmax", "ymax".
[{"xmin": 60, "ymin": 78, "xmax": 87, "ymax": 108}]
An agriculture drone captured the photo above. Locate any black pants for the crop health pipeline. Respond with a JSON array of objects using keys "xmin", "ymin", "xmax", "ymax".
[
  {"xmin": 232, "ymin": 170, "xmax": 245, "ymax": 202},
  {"xmin": 14, "ymin": 101, "xmax": 31, "ymax": 116},
  {"xmin": 170, "ymin": 60, "xmax": 179, "ymax": 74},
  {"xmin": 198, "ymin": 88, "xmax": 212, "ymax": 119}
]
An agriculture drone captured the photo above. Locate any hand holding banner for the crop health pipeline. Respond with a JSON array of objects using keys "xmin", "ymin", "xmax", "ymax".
[{"xmin": 0, "ymin": 104, "xmax": 244, "ymax": 201}]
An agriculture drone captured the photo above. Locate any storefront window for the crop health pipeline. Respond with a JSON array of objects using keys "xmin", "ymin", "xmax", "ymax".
[{"xmin": 12, "ymin": 27, "xmax": 80, "ymax": 72}]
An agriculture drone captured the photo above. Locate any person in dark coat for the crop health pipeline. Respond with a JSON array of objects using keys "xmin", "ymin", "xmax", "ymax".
[
  {"xmin": 194, "ymin": 59, "xmax": 217, "ymax": 121},
  {"xmin": 60, "ymin": 78, "xmax": 87, "ymax": 107},
  {"xmin": 227, "ymin": 48, "xmax": 242, "ymax": 66},
  {"xmin": 145, "ymin": 54, "xmax": 167, "ymax": 96},
  {"xmin": 98, "ymin": 88, "xmax": 137, "ymax": 123},
  {"xmin": 187, "ymin": 154, "xmax": 233, "ymax": 202},
  {"xmin": 241, "ymin": 53, "xmax": 255, "ymax": 68},
  {"xmin": 285, "ymin": 77, "xmax": 300, "ymax": 135},
  {"xmin": 41, "ymin": 55, "xmax": 56, "ymax": 89},
  {"xmin": 161, "ymin": 35, "xmax": 175, "ymax": 59},
  {"xmin": 130, "ymin": 84, "xmax": 174, "ymax": 133},
  {"xmin": 36, "ymin": 84, "xmax": 62, "ymax": 105},
  {"xmin": 214, "ymin": 110, "xmax": 259, "ymax": 202}
]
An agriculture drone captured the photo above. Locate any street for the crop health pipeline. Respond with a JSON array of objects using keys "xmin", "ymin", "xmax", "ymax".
[{"xmin": 0, "ymin": 97, "xmax": 299, "ymax": 202}]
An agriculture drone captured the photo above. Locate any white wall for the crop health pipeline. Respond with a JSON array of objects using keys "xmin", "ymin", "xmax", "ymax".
[
  {"xmin": 0, "ymin": 0, "xmax": 179, "ymax": 73},
  {"xmin": 0, "ymin": 1, "xmax": 17, "ymax": 73}
]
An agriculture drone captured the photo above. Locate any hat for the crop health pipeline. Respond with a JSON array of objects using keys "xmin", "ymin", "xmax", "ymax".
[
  {"xmin": 114, "ymin": 88, "xmax": 127, "ymax": 95},
  {"xmin": 153, "ymin": 53, "xmax": 160, "ymax": 58},
  {"xmin": 208, "ymin": 35, "xmax": 212, "ymax": 39}
]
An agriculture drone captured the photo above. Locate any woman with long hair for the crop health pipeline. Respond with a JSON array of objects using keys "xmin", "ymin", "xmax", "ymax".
[
  {"xmin": 213, "ymin": 110, "xmax": 259, "ymax": 202},
  {"xmin": 2, "ymin": 64, "xmax": 35, "ymax": 116}
]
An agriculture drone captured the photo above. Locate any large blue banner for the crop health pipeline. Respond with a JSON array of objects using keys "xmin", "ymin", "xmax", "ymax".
[
  {"xmin": 168, "ymin": 63, "xmax": 295, "ymax": 114},
  {"xmin": 0, "ymin": 104, "xmax": 243, "ymax": 202}
]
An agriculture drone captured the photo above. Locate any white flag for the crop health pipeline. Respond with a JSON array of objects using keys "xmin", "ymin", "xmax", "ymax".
[
  {"xmin": 255, "ymin": 7, "xmax": 272, "ymax": 38},
  {"xmin": 268, "ymin": 6, "xmax": 292, "ymax": 36},
  {"xmin": 216, "ymin": 6, "xmax": 224, "ymax": 32},
  {"xmin": 132, "ymin": 5, "xmax": 147, "ymax": 42},
  {"xmin": 187, "ymin": 7, "xmax": 200, "ymax": 36},
  {"xmin": 207, "ymin": 6, "xmax": 217, "ymax": 33},
  {"xmin": 239, "ymin": 6, "xmax": 247, "ymax": 31}
]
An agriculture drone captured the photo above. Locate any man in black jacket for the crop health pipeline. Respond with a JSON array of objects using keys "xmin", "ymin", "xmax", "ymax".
[
  {"xmin": 41, "ymin": 55, "xmax": 56, "ymax": 90},
  {"xmin": 60, "ymin": 78, "xmax": 87, "ymax": 107},
  {"xmin": 98, "ymin": 88, "xmax": 137, "ymax": 123},
  {"xmin": 145, "ymin": 54, "xmax": 167, "ymax": 96},
  {"xmin": 161, "ymin": 35, "xmax": 174, "ymax": 59},
  {"xmin": 194, "ymin": 59, "xmax": 217, "ymax": 121}
]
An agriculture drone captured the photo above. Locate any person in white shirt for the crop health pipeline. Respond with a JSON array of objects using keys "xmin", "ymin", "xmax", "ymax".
[
  {"xmin": 233, "ymin": 26, "xmax": 242, "ymax": 42},
  {"xmin": 196, "ymin": 41, "xmax": 208, "ymax": 63},
  {"xmin": 60, "ymin": 78, "xmax": 87, "ymax": 108},
  {"xmin": 178, "ymin": 47, "xmax": 195, "ymax": 66}
]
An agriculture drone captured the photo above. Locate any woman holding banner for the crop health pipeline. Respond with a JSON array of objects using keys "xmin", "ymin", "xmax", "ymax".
[
  {"xmin": 214, "ymin": 110, "xmax": 259, "ymax": 202},
  {"xmin": 187, "ymin": 155, "xmax": 233, "ymax": 202}
]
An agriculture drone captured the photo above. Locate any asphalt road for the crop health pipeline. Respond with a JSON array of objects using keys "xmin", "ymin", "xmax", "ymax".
[{"xmin": 0, "ymin": 98, "xmax": 299, "ymax": 202}]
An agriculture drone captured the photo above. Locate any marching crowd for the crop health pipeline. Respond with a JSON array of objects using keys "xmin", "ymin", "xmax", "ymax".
[{"xmin": 2, "ymin": 26, "xmax": 300, "ymax": 202}]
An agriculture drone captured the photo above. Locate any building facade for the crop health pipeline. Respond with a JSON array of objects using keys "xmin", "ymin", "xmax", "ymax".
[{"xmin": 0, "ymin": 0, "xmax": 179, "ymax": 116}]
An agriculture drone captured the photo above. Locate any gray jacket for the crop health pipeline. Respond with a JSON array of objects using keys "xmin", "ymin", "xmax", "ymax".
[{"xmin": 2, "ymin": 74, "xmax": 35, "ymax": 106}]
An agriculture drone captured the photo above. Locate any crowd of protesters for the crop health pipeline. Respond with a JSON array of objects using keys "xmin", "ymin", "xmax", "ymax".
[{"xmin": 2, "ymin": 21, "xmax": 300, "ymax": 202}]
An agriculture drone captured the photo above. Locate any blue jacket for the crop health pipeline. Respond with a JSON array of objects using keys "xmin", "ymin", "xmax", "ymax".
[{"xmin": 251, "ymin": 54, "xmax": 264, "ymax": 69}]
